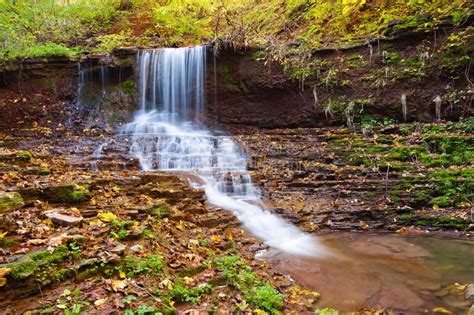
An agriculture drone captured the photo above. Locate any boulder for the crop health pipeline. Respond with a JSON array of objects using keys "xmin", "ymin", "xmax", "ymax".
[{"xmin": 0, "ymin": 192, "xmax": 25, "ymax": 213}]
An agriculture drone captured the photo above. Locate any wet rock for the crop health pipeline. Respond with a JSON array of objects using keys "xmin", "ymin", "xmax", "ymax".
[
  {"xmin": 110, "ymin": 243, "xmax": 127, "ymax": 255},
  {"xmin": 46, "ymin": 212, "xmax": 83, "ymax": 227},
  {"xmin": 466, "ymin": 284, "xmax": 474, "ymax": 300},
  {"xmin": 0, "ymin": 192, "xmax": 25, "ymax": 213}
]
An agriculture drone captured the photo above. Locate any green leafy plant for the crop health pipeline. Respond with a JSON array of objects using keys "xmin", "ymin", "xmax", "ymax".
[{"xmin": 169, "ymin": 282, "xmax": 212, "ymax": 304}]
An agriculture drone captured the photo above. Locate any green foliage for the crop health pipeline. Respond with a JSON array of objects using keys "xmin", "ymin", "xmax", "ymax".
[
  {"xmin": 123, "ymin": 303, "xmax": 163, "ymax": 315},
  {"xmin": 344, "ymin": 54, "xmax": 368, "ymax": 69},
  {"xmin": 94, "ymin": 31, "xmax": 131, "ymax": 53},
  {"xmin": 439, "ymin": 28, "xmax": 473, "ymax": 73},
  {"xmin": 0, "ymin": 0, "xmax": 118, "ymax": 60},
  {"xmin": 245, "ymin": 283, "xmax": 283, "ymax": 315},
  {"xmin": 122, "ymin": 254, "xmax": 164, "ymax": 277},
  {"xmin": 7, "ymin": 245, "xmax": 73, "ymax": 284},
  {"xmin": 214, "ymin": 255, "xmax": 283, "ymax": 313},
  {"xmin": 382, "ymin": 51, "xmax": 401, "ymax": 65},
  {"xmin": 152, "ymin": 0, "xmax": 216, "ymax": 45},
  {"xmin": 169, "ymin": 282, "xmax": 212, "ymax": 304},
  {"xmin": 1, "ymin": 0, "xmax": 471, "ymax": 64},
  {"xmin": 110, "ymin": 220, "xmax": 130, "ymax": 240},
  {"xmin": 56, "ymin": 288, "xmax": 91, "ymax": 315}
]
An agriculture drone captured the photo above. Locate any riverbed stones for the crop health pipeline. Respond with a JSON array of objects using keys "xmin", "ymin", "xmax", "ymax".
[{"xmin": 0, "ymin": 192, "xmax": 25, "ymax": 213}]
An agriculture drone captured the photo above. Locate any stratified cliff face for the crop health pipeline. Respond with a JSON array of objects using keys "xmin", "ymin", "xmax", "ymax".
[
  {"xmin": 1, "ymin": 25, "xmax": 471, "ymax": 135},
  {"xmin": 205, "ymin": 30, "xmax": 472, "ymax": 131}
]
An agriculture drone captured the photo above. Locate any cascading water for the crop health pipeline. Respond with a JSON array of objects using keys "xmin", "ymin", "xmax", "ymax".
[{"xmin": 121, "ymin": 46, "xmax": 325, "ymax": 257}]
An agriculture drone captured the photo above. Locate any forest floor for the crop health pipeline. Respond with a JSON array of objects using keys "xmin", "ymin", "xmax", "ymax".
[
  {"xmin": 0, "ymin": 101, "xmax": 333, "ymax": 314},
  {"xmin": 0, "ymin": 82, "xmax": 473, "ymax": 314}
]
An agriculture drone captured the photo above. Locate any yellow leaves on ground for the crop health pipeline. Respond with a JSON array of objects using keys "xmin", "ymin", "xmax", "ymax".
[
  {"xmin": 176, "ymin": 220, "xmax": 185, "ymax": 231},
  {"xmin": 287, "ymin": 285, "xmax": 320, "ymax": 306},
  {"xmin": 0, "ymin": 268, "xmax": 12, "ymax": 287},
  {"xmin": 97, "ymin": 211, "xmax": 117, "ymax": 223},
  {"xmin": 210, "ymin": 235, "xmax": 221, "ymax": 243}
]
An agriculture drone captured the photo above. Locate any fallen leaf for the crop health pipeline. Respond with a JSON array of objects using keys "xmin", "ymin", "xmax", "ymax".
[
  {"xmin": 110, "ymin": 279, "xmax": 127, "ymax": 292},
  {"xmin": 94, "ymin": 298, "xmax": 107, "ymax": 307}
]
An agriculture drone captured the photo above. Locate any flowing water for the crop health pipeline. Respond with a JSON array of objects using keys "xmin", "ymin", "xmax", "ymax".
[
  {"xmin": 89, "ymin": 46, "xmax": 473, "ymax": 312},
  {"xmin": 120, "ymin": 46, "xmax": 323, "ymax": 257}
]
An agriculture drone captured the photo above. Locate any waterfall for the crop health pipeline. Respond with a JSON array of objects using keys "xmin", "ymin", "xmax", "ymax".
[
  {"xmin": 121, "ymin": 46, "xmax": 325, "ymax": 257},
  {"xmin": 401, "ymin": 93, "xmax": 407, "ymax": 122},
  {"xmin": 76, "ymin": 62, "xmax": 86, "ymax": 108}
]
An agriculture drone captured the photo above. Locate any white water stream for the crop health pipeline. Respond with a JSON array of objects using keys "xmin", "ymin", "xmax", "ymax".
[{"xmin": 120, "ymin": 46, "xmax": 325, "ymax": 257}]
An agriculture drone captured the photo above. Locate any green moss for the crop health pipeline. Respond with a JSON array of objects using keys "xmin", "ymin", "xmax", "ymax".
[
  {"xmin": 386, "ymin": 146, "xmax": 426, "ymax": 162},
  {"xmin": 6, "ymin": 245, "xmax": 71, "ymax": 283},
  {"xmin": 428, "ymin": 196, "xmax": 451, "ymax": 207},
  {"xmin": 70, "ymin": 188, "xmax": 91, "ymax": 203},
  {"xmin": 218, "ymin": 64, "xmax": 237, "ymax": 85},
  {"xmin": 31, "ymin": 245, "xmax": 69, "ymax": 265},
  {"xmin": 398, "ymin": 213, "xmax": 413, "ymax": 221},
  {"xmin": 0, "ymin": 237, "xmax": 15, "ymax": 248},
  {"xmin": 382, "ymin": 50, "xmax": 401, "ymax": 65},
  {"xmin": 0, "ymin": 191, "xmax": 25, "ymax": 213},
  {"xmin": 148, "ymin": 200, "xmax": 171, "ymax": 219},
  {"xmin": 122, "ymin": 254, "xmax": 164, "ymax": 278},
  {"xmin": 8, "ymin": 256, "xmax": 39, "ymax": 280},
  {"xmin": 0, "ymin": 141, "xmax": 18, "ymax": 148},
  {"xmin": 24, "ymin": 168, "xmax": 52, "ymax": 175},
  {"xmin": 415, "ymin": 216, "xmax": 470, "ymax": 229},
  {"xmin": 0, "ymin": 150, "xmax": 32, "ymax": 163},
  {"xmin": 120, "ymin": 78, "xmax": 135, "ymax": 94},
  {"xmin": 344, "ymin": 54, "xmax": 368, "ymax": 69},
  {"xmin": 42, "ymin": 185, "xmax": 90, "ymax": 204}
]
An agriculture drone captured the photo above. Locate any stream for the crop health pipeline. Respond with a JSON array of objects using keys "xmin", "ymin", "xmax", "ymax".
[
  {"xmin": 89, "ymin": 46, "xmax": 474, "ymax": 313},
  {"xmin": 262, "ymin": 233, "xmax": 474, "ymax": 313}
]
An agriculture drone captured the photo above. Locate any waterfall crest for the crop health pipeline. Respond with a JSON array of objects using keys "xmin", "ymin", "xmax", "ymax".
[{"xmin": 122, "ymin": 46, "xmax": 326, "ymax": 257}]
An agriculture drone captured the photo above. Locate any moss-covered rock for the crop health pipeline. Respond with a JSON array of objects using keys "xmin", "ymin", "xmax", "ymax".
[
  {"xmin": 0, "ymin": 191, "xmax": 25, "ymax": 213},
  {"xmin": 3, "ymin": 245, "xmax": 72, "ymax": 288},
  {"xmin": 42, "ymin": 185, "xmax": 91, "ymax": 204},
  {"xmin": 0, "ymin": 151, "xmax": 32, "ymax": 163}
]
